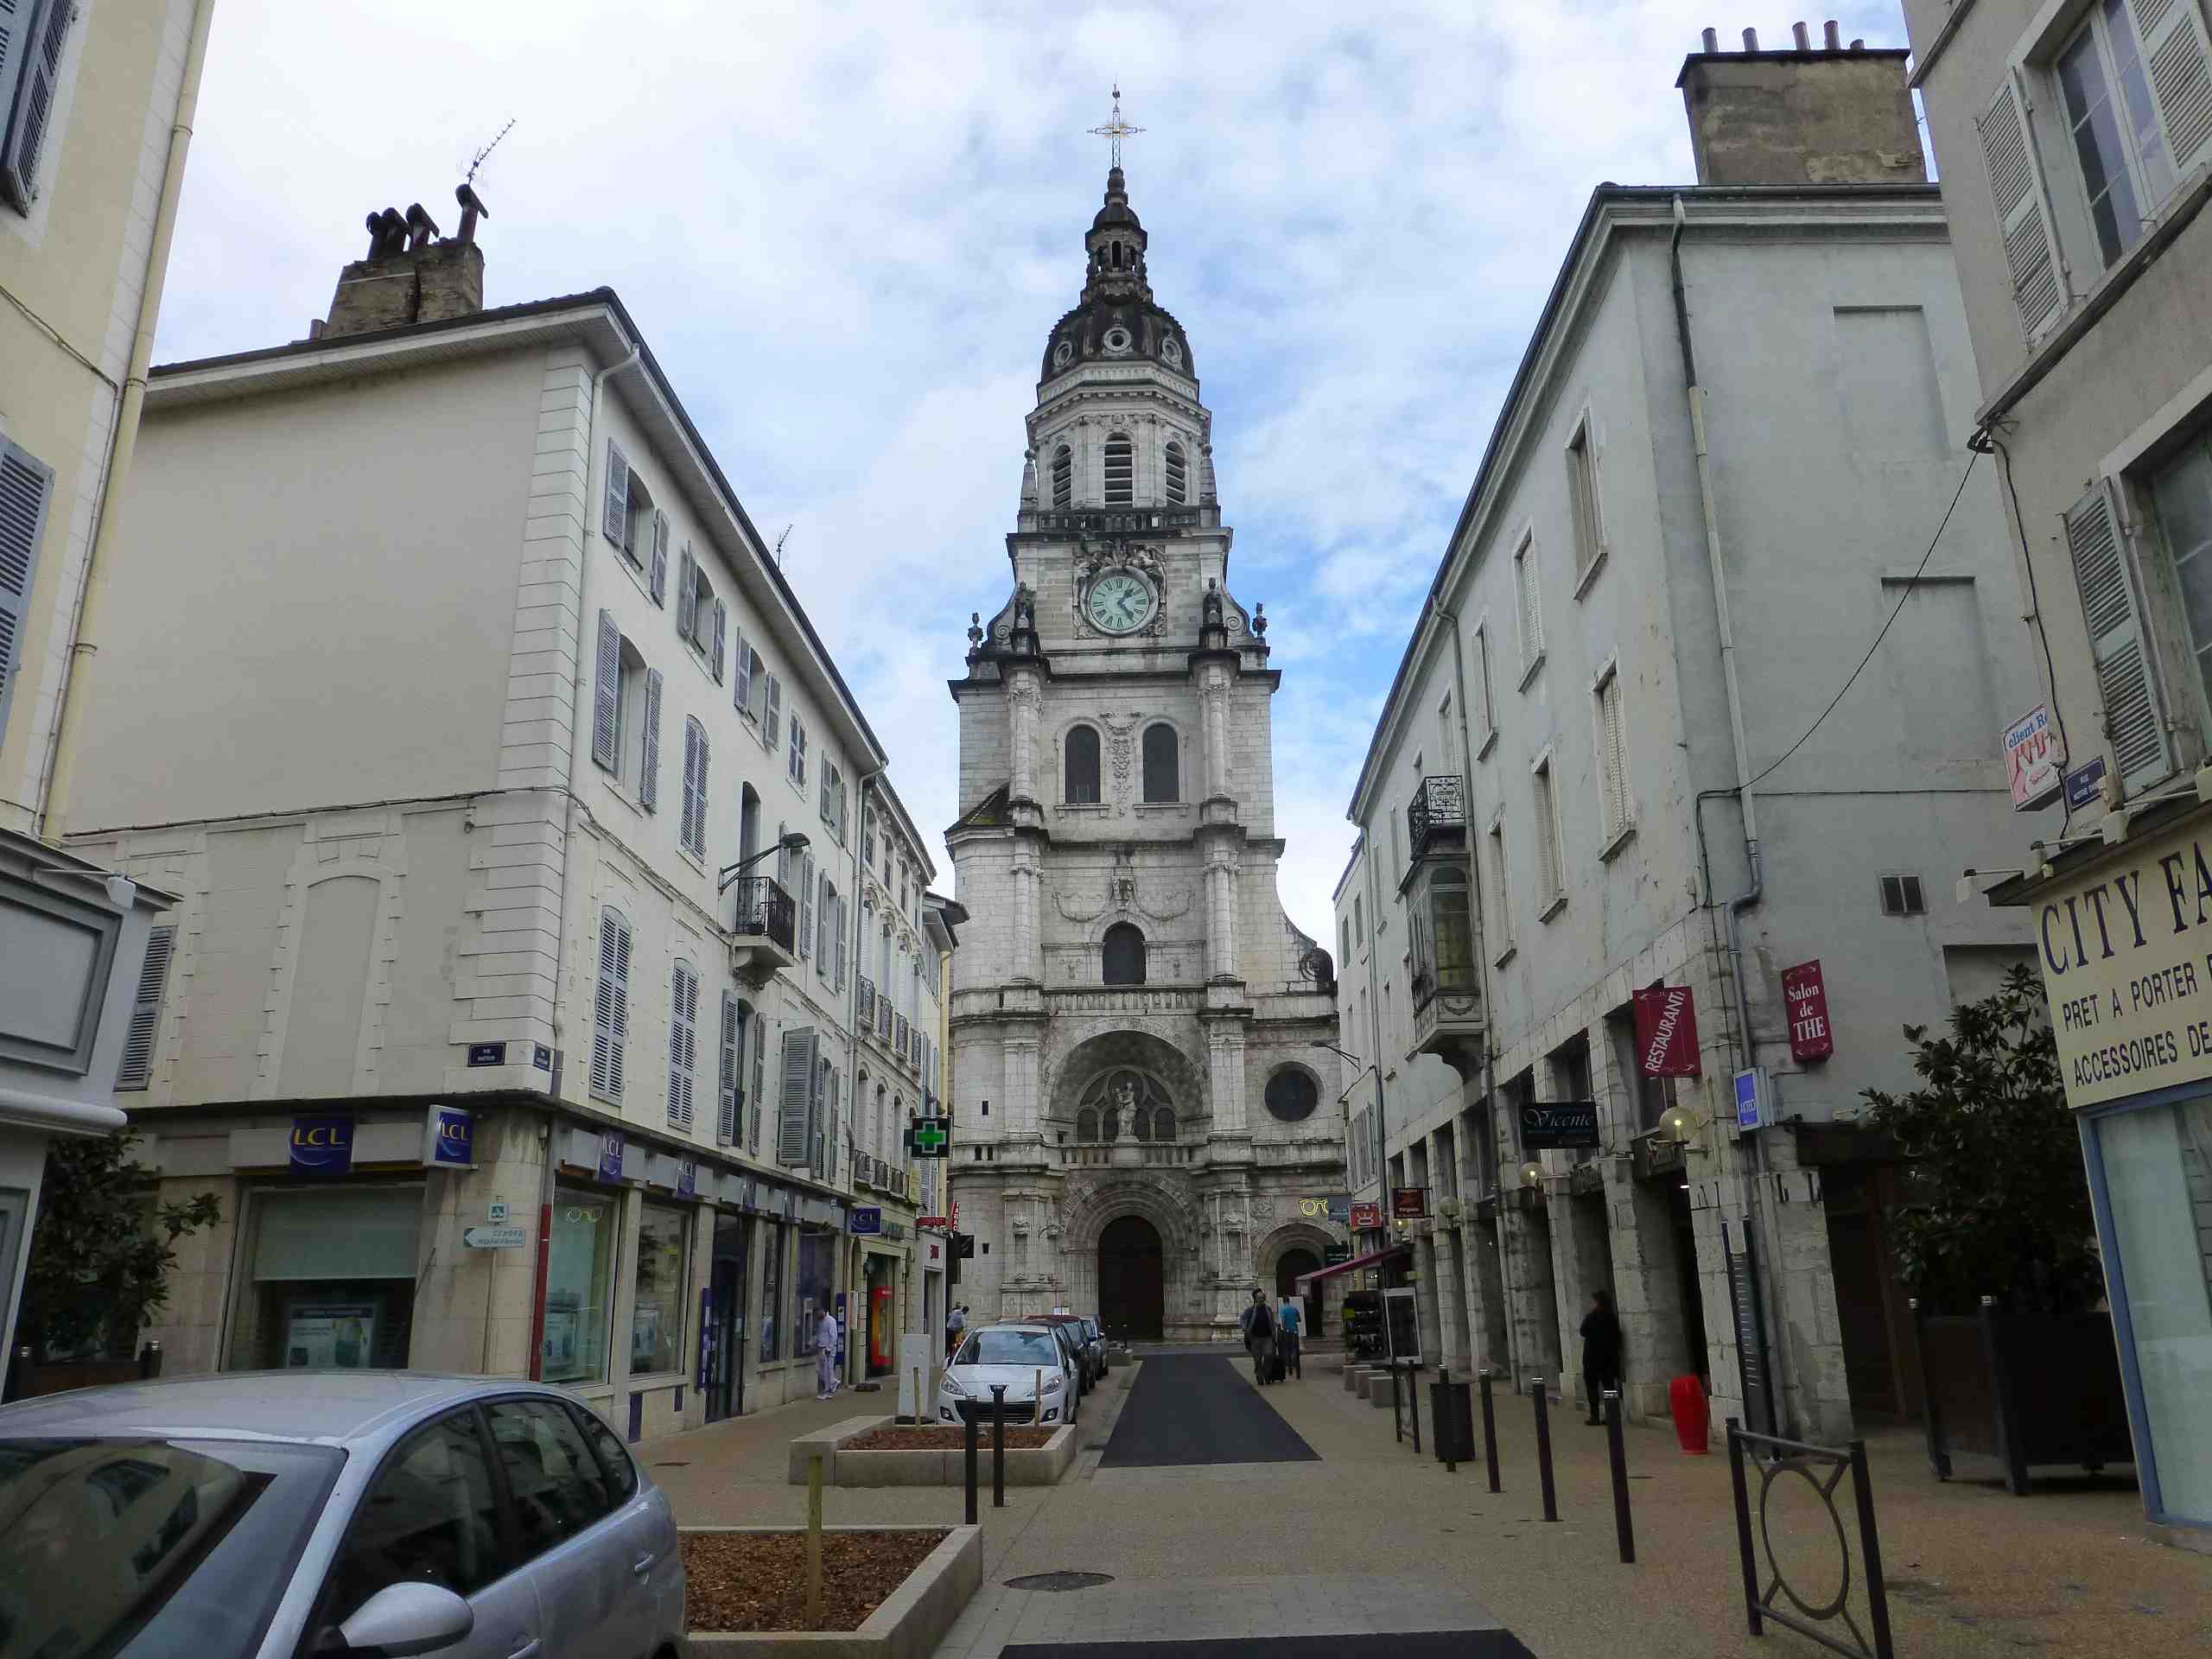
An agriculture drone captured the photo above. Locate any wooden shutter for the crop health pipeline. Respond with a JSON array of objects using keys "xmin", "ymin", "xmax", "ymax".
[
  {"xmin": 710, "ymin": 597, "xmax": 727, "ymax": 684},
  {"xmin": 667, "ymin": 961, "xmax": 696, "ymax": 1131},
  {"xmin": 677, "ymin": 718, "xmax": 701, "ymax": 854},
  {"xmin": 819, "ymin": 763, "xmax": 832, "ymax": 823},
  {"xmin": 649, "ymin": 511, "xmax": 670, "ymax": 606},
  {"xmin": 751, "ymin": 1019, "xmax": 766, "ymax": 1149},
  {"xmin": 2136, "ymin": 0, "xmax": 2212, "ymax": 177},
  {"xmin": 718, "ymin": 990, "xmax": 741, "ymax": 1144},
  {"xmin": 835, "ymin": 895, "xmax": 848, "ymax": 990},
  {"xmin": 1978, "ymin": 79, "xmax": 2064, "ymax": 342},
  {"xmin": 733, "ymin": 628, "xmax": 752, "ymax": 713},
  {"xmin": 0, "ymin": 0, "xmax": 73, "ymax": 212},
  {"xmin": 779, "ymin": 1027, "xmax": 818, "ymax": 1166},
  {"xmin": 693, "ymin": 726, "xmax": 710, "ymax": 856},
  {"xmin": 798, "ymin": 853, "xmax": 815, "ymax": 957},
  {"xmin": 603, "ymin": 439, "xmax": 629, "ymax": 545},
  {"xmin": 2067, "ymin": 486, "xmax": 2171, "ymax": 790},
  {"xmin": 640, "ymin": 668, "xmax": 663, "ymax": 812},
  {"xmin": 675, "ymin": 542, "xmax": 696, "ymax": 639},
  {"xmin": 114, "ymin": 923, "xmax": 175, "ymax": 1091},
  {"xmin": 766, "ymin": 675, "xmax": 782, "ymax": 749},
  {"xmin": 591, "ymin": 908, "xmax": 630, "ymax": 1102},
  {"xmin": 0, "ymin": 440, "xmax": 54, "ymax": 741}
]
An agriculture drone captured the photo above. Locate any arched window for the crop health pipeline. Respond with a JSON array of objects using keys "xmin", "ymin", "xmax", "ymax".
[
  {"xmin": 1154, "ymin": 1106, "xmax": 1177, "ymax": 1142},
  {"xmin": 1103, "ymin": 921, "xmax": 1146, "ymax": 986},
  {"xmin": 1164, "ymin": 442, "xmax": 1187, "ymax": 505},
  {"xmin": 1065, "ymin": 724, "xmax": 1102, "ymax": 804},
  {"xmin": 1102, "ymin": 1104, "xmax": 1122, "ymax": 1141},
  {"xmin": 1104, "ymin": 435, "xmax": 1134, "ymax": 505},
  {"xmin": 1077, "ymin": 1107, "xmax": 1099, "ymax": 1143},
  {"xmin": 1052, "ymin": 444, "xmax": 1072, "ymax": 509},
  {"xmin": 1142, "ymin": 723, "xmax": 1179, "ymax": 803}
]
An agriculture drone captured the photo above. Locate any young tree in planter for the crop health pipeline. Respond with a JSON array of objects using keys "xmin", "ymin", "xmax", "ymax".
[
  {"xmin": 17, "ymin": 1129, "xmax": 220, "ymax": 1363},
  {"xmin": 1860, "ymin": 964, "xmax": 2101, "ymax": 1315}
]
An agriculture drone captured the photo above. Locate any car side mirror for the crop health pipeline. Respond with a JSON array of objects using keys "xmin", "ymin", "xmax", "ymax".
[{"xmin": 333, "ymin": 1583, "xmax": 475, "ymax": 1656}]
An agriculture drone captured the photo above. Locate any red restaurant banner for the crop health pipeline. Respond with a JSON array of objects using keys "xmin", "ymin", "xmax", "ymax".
[
  {"xmin": 1634, "ymin": 985, "xmax": 1702, "ymax": 1077},
  {"xmin": 1783, "ymin": 959, "xmax": 1835, "ymax": 1063},
  {"xmin": 1349, "ymin": 1201, "xmax": 1384, "ymax": 1230}
]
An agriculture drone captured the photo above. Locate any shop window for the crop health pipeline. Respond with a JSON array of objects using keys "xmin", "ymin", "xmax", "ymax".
[
  {"xmin": 758, "ymin": 1223, "xmax": 785, "ymax": 1361},
  {"xmin": 795, "ymin": 1232, "xmax": 834, "ymax": 1354},
  {"xmin": 232, "ymin": 1186, "xmax": 417, "ymax": 1372},
  {"xmin": 544, "ymin": 1186, "xmax": 618, "ymax": 1384},
  {"xmin": 631, "ymin": 1201, "xmax": 690, "ymax": 1376},
  {"xmin": 486, "ymin": 1399, "xmax": 617, "ymax": 1558}
]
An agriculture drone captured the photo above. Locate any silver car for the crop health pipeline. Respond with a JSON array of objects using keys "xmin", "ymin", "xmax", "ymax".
[
  {"xmin": 0, "ymin": 1370, "xmax": 685, "ymax": 1659},
  {"xmin": 936, "ymin": 1324, "xmax": 1078, "ymax": 1426}
]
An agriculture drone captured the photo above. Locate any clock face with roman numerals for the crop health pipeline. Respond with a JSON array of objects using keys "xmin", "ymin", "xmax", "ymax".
[{"xmin": 1084, "ymin": 569, "xmax": 1158, "ymax": 635}]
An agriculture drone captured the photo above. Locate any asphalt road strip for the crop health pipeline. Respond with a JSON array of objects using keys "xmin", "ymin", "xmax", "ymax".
[{"xmin": 1098, "ymin": 1354, "xmax": 1320, "ymax": 1468}]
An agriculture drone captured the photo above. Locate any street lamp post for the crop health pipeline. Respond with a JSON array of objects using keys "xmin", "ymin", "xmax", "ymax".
[{"xmin": 717, "ymin": 829, "xmax": 810, "ymax": 895}]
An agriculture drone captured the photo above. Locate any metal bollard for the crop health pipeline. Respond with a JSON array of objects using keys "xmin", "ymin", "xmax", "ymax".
[
  {"xmin": 990, "ymin": 1384, "xmax": 1007, "ymax": 1509},
  {"xmin": 1408, "ymin": 1362, "xmax": 1421, "ymax": 1456},
  {"xmin": 963, "ymin": 1404, "xmax": 979, "ymax": 1525},
  {"xmin": 1390, "ymin": 1363, "xmax": 1403, "ymax": 1442},
  {"xmin": 1532, "ymin": 1376, "xmax": 1559, "ymax": 1522},
  {"xmin": 1604, "ymin": 1389, "xmax": 1635, "ymax": 1563},
  {"xmin": 1478, "ymin": 1367, "xmax": 1501, "ymax": 1493},
  {"xmin": 1439, "ymin": 1368, "xmax": 1455, "ymax": 1471}
]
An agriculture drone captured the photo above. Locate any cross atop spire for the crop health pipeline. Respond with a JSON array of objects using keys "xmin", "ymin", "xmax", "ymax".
[{"xmin": 1087, "ymin": 84, "xmax": 1144, "ymax": 171}]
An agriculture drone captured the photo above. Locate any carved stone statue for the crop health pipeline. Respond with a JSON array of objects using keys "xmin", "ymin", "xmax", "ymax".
[{"xmin": 1203, "ymin": 578, "xmax": 1224, "ymax": 630}]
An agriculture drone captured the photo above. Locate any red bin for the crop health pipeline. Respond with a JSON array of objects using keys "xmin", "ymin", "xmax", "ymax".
[{"xmin": 1669, "ymin": 1374, "xmax": 1711, "ymax": 1453}]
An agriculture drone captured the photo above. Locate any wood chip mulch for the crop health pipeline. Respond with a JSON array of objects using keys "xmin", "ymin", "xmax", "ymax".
[
  {"xmin": 682, "ymin": 1528, "xmax": 950, "ymax": 1633},
  {"xmin": 844, "ymin": 1423, "xmax": 1057, "ymax": 1451}
]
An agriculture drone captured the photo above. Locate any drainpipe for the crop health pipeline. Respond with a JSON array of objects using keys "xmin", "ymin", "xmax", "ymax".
[
  {"xmin": 40, "ymin": 0, "xmax": 219, "ymax": 842},
  {"xmin": 1670, "ymin": 196, "xmax": 1792, "ymax": 1433},
  {"xmin": 526, "ymin": 340, "xmax": 640, "ymax": 1382},
  {"xmin": 847, "ymin": 766, "xmax": 887, "ymax": 1389}
]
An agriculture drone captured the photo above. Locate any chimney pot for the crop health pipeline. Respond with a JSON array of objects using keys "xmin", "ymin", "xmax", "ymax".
[
  {"xmin": 1743, "ymin": 27, "xmax": 1759, "ymax": 50},
  {"xmin": 308, "ymin": 318, "xmax": 325, "ymax": 340},
  {"xmin": 1823, "ymin": 19, "xmax": 1841, "ymax": 48},
  {"xmin": 1793, "ymin": 22, "xmax": 1811, "ymax": 49},
  {"xmin": 1850, "ymin": 37, "xmax": 1864, "ymax": 50},
  {"xmin": 1701, "ymin": 26, "xmax": 1719, "ymax": 52}
]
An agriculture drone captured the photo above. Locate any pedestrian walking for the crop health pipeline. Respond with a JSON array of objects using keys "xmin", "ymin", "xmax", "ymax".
[
  {"xmin": 817, "ymin": 1306, "xmax": 841, "ymax": 1400},
  {"xmin": 1580, "ymin": 1288, "xmax": 1622, "ymax": 1423},
  {"xmin": 1275, "ymin": 1294, "xmax": 1303, "ymax": 1378},
  {"xmin": 946, "ymin": 1303, "xmax": 967, "ymax": 1359},
  {"xmin": 1239, "ymin": 1287, "xmax": 1278, "ymax": 1384}
]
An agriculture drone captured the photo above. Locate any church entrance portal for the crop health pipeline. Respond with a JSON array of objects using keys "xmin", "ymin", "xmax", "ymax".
[
  {"xmin": 1098, "ymin": 1215, "xmax": 1165, "ymax": 1341},
  {"xmin": 1275, "ymin": 1247, "xmax": 1322, "ymax": 1337}
]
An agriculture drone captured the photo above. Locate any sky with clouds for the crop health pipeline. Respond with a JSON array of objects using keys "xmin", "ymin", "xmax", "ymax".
[{"xmin": 156, "ymin": 1, "xmax": 1916, "ymax": 944}]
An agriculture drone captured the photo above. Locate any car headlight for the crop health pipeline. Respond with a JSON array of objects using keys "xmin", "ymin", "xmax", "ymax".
[
  {"xmin": 1043, "ymin": 1373, "xmax": 1065, "ymax": 1392},
  {"xmin": 940, "ymin": 1374, "xmax": 968, "ymax": 1396}
]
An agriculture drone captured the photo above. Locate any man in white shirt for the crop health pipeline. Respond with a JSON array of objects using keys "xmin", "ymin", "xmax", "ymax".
[{"xmin": 817, "ymin": 1307, "xmax": 840, "ymax": 1399}]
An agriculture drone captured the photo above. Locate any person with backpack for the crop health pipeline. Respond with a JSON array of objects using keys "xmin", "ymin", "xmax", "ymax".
[
  {"xmin": 1239, "ymin": 1287, "xmax": 1277, "ymax": 1384},
  {"xmin": 946, "ymin": 1303, "xmax": 967, "ymax": 1359},
  {"xmin": 1275, "ymin": 1294, "xmax": 1303, "ymax": 1378}
]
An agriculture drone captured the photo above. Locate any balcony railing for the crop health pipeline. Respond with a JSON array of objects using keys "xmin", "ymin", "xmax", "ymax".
[
  {"xmin": 896, "ymin": 1014, "xmax": 912, "ymax": 1061},
  {"xmin": 1032, "ymin": 505, "xmax": 1203, "ymax": 537},
  {"xmin": 729, "ymin": 876, "xmax": 795, "ymax": 953},
  {"xmin": 877, "ymin": 999, "xmax": 893, "ymax": 1040},
  {"xmin": 856, "ymin": 976, "xmax": 876, "ymax": 1028},
  {"xmin": 1408, "ymin": 774, "xmax": 1467, "ymax": 862}
]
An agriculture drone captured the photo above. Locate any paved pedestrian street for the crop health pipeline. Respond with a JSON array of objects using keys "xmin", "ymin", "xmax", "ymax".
[{"xmin": 637, "ymin": 1350, "xmax": 2212, "ymax": 1657}]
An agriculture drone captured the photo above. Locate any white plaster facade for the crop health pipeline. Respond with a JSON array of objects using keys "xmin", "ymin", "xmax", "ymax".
[{"xmin": 947, "ymin": 168, "xmax": 1347, "ymax": 1340}]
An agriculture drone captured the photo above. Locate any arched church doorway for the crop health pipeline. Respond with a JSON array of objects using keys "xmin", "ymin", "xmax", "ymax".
[
  {"xmin": 1097, "ymin": 1215, "xmax": 1165, "ymax": 1341},
  {"xmin": 1275, "ymin": 1247, "xmax": 1322, "ymax": 1337}
]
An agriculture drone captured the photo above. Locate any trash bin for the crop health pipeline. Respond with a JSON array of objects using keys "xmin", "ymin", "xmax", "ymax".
[{"xmin": 1430, "ymin": 1375, "xmax": 1476, "ymax": 1465}]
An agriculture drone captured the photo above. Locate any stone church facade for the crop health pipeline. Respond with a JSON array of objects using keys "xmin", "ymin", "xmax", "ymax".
[{"xmin": 946, "ymin": 165, "xmax": 1347, "ymax": 1341}]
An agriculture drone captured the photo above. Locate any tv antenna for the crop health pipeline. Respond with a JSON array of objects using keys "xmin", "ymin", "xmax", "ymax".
[
  {"xmin": 773, "ymin": 524, "xmax": 793, "ymax": 565},
  {"xmin": 464, "ymin": 118, "xmax": 517, "ymax": 186}
]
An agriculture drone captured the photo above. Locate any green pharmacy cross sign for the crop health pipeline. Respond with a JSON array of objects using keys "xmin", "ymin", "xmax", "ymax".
[{"xmin": 909, "ymin": 1115, "xmax": 950, "ymax": 1159}]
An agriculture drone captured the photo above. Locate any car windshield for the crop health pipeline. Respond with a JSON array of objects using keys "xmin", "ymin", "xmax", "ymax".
[
  {"xmin": 0, "ymin": 1436, "xmax": 343, "ymax": 1658},
  {"xmin": 957, "ymin": 1330, "xmax": 1062, "ymax": 1366}
]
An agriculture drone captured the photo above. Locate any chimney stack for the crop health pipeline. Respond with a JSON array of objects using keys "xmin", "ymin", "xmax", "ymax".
[
  {"xmin": 1823, "ymin": 20, "xmax": 1841, "ymax": 48},
  {"xmin": 1677, "ymin": 24, "xmax": 1925, "ymax": 186},
  {"xmin": 323, "ymin": 181, "xmax": 489, "ymax": 340}
]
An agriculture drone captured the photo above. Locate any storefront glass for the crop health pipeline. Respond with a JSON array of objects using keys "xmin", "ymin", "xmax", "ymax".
[
  {"xmin": 758, "ymin": 1220, "xmax": 785, "ymax": 1361},
  {"xmin": 795, "ymin": 1231, "xmax": 833, "ymax": 1355},
  {"xmin": 544, "ymin": 1185, "xmax": 618, "ymax": 1385},
  {"xmin": 232, "ymin": 1187, "xmax": 418, "ymax": 1370},
  {"xmin": 630, "ymin": 1200, "xmax": 690, "ymax": 1376},
  {"xmin": 2094, "ymin": 1095, "xmax": 2212, "ymax": 1523}
]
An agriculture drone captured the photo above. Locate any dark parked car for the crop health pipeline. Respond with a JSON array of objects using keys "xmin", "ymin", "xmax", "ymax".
[{"xmin": 1037, "ymin": 1312, "xmax": 1106, "ymax": 1386}]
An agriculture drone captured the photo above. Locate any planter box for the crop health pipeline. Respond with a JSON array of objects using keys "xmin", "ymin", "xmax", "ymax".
[
  {"xmin": 1910, "ymin": 1301, "xmax": 2135, "ymax": 1495},
  {"xmin": 684, "ymin": 1525, "xmax": 981, "ymax": 1659},
  {"xmin": 788, "ymin": 1415, "xmax": 1077, "ymax": 1488}
]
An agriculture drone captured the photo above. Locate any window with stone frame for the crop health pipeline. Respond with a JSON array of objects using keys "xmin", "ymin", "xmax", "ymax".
[
  {"xmin": 1141, "ymin": 723, "xmax": 1179, "ymax": 802},
  {"xmin": 1077, "ymin": 1069, "xmax": 1173, "ymax": 1141},
  {"xmin": 1104, "ymin": 434, "xmax": 1134, "ymax": 505},
  {"xmin": 1065, "ymin": 723, "xmax": 1102, "ymax": 803}
]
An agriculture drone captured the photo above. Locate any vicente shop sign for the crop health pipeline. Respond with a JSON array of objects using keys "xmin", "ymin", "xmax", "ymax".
[{"xmin": 2037, "ymin": 817, "xmax": 2212, "ymax": 1108}]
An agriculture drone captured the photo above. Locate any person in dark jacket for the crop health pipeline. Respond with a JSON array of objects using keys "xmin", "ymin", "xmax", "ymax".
[
  {"xmin": 1580, "ymin": 1289, "xmax": 1623, "ymax": 1424},
  {"xmin": 1239, "ymin": 1288, "xmax": 1277, "ymax": 1384}
]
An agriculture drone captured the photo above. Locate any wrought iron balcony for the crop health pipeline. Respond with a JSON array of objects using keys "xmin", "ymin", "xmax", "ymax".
[
  {"xmin": 896, "ymin": 1014, "xmax": 912, "ymax": 1062},
  {"xmin": 1407, "ymin": 774, "xmax": 1467, "ymax": 863},
  {"xmin": 877, "ymin": 999, "xmax": 893, "ymax": 1040},
  {"xmin": 857, "ymin": 976, "xmax": 876, "ymax": 1029},
  {"xmin": 728, "ymin": 876, "xmax": 797, "ymax": 988}
]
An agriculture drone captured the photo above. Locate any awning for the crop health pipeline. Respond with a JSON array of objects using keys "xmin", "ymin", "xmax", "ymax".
[{"xmin": 1294, "ymin": 1243, "xmax": 1410, "ymax": 1294}]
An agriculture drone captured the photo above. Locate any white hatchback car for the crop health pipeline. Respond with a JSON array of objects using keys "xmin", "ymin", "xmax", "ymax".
[{"xmin": 937, "ymin": 1324, "xmax": 1079, "ymax": 1427}]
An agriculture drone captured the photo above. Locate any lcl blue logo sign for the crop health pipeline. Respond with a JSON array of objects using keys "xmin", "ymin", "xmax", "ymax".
[
  {"xmin": 432, "ymin": 1108, "xmax": 474, "ymax": 1166},
  {"xmin": 290, "ymin": 1116, "xmax": 355, "ymax": 1173}
]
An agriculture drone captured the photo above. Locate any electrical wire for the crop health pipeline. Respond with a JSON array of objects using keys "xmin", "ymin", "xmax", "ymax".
[
  {"xmin": 1978, "ymin": 426, "xmax": 2076, "ymax": 836},
  {"xmin": 1739, "ymin": 448, "xmax": 1982, "ymax": 794}
]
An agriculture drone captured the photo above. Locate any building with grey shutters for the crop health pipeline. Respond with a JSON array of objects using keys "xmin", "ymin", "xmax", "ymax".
[
  {"xmin": 1335, "ymin": 35, "xmax": 2039, "ymax": 1445},
  {"xmin": 1902, "ymin": 0, "xmax": 2212, "ymax": 1543},
  {"xmin": 56, "ymin": 216, "xmax": 950, "ymax": 1431}
]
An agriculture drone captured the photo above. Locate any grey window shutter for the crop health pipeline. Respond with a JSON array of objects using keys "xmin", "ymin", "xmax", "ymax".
[
  {"xmin": 766, "ymin": 676, "xmax": 782, "ymax": 750},
  {"xmin": 667, "ymin": 961, "xmax": 696, "ymax": 1131},
  {"xmin": 710, "ymin": 597, "xmax": 728, "ymax": 684},
  {"xmin": 779, "ymin": 1027, "xmax": 818, "ymax": 1166},
  {"xmin": 718, "ymin": 989, "xmax": 740, "ymax": 1144},
  {"xmin": 602, "ymin": 439, "xmax": 629, "ymax": 546},
  {"xmin": 591, "ymin": 609, "xmax": 620, "ymax": 772},
  {"xmin": 2135, "ymin": 0, "xmax": 2212, "ymax": 178},
  {"xmin": 678, "ymin": 718, "xmax": 699, "ymax": 852},
  {"xmin": 591, "ymin": 908, "xmax": 630, "ymax": 1102},
  {"xmin": 640, "ymin": 668, "xmax": 663, "ymax": 812},
  {"xmin": 649, "ymin": 511, "xmax": 670, "ymax": 606},
  {"xmin": 694, "ymin": 726, "xmax": 710, "ymax": 857},
  {"xmin": 676, "ymin": 543, "xmax": 696, "ymax": 640},
  {"xmin": 2067, "ymin": 485, "xmax": 2171, "ymax": 791},
  {"xmin": 0, "ymin": 441, "xmax": 54, "ymax": 743},
  {"xmin": 114, "ymin": 923, "xmax": 175, "ymax": 1091},
  {"xmin": 836, "ymin": 895, "xmax": 849, "ymax": 990},
  {"xmin": 0, "ymin": 5, "xmax": 35, "ymax": 185},
  {"xmin": 750, "ymin": 1017, "xmax": 766, "ymax": 1150},
  {"xmin": 733, "ymin": 628, "xmax": 751, "ymax": 712},
  {"xmin": 798, "ymin": 853, "xmax": 815, "ymax": 957},
  {"xmin": 1977, "ymin": 79, "xmax": 2064, "ymax": 343},
  {"xmin": 0, "ymin": 0, "xmax": 73, "ymax": 212}
]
